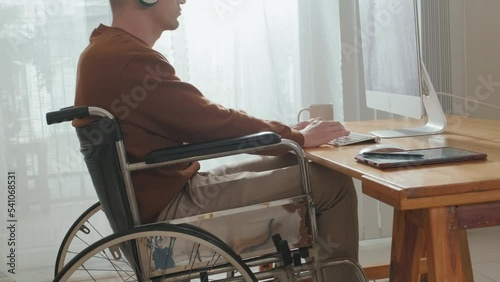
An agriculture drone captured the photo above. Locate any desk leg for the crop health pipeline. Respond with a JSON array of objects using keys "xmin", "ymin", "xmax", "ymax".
[
  {"xmin": 424, "ymin": 207, "xmax": 473, "ymax": 282},
  {"xmin": 390, "ymin": 209, "xmax": 425, "ymax": 282},
  {"xmin": 459, "ymin": 229, "xmax": 474, "ymax": 281}
]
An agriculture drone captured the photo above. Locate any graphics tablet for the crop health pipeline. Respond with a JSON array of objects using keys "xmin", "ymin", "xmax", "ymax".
[{"xmin": 355, "ymin": 147, "xmax": 488, "ymax": 169}]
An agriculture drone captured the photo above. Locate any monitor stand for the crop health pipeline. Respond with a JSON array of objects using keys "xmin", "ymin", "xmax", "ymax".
[{"xmin": 369, "ymin": 61, "xmax": 447, "ymax": 139}]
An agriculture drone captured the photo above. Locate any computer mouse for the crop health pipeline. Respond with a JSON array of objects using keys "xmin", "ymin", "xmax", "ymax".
[{"xmin": 358, "ymin": 144, "xmax": 406, "ymax": 154}]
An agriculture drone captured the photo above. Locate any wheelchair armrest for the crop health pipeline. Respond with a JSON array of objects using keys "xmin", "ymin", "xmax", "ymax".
[
  {"xmin": 145, "ymin": 132, "xmax": 281, "ymax": 164},
  {"xmin": 46, "ymin": 106, "xmax": 90, "ymax": 125}
]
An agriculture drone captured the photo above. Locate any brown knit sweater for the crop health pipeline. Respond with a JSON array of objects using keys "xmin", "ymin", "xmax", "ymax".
[{"xmin": 73, "ymin": 24, "xmax": 304, "ymax": 223}]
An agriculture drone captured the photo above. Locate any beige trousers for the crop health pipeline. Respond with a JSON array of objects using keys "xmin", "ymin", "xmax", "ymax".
[{"xmin": 158, "ymin": 154, "xmax": 359, "ymax": 281}]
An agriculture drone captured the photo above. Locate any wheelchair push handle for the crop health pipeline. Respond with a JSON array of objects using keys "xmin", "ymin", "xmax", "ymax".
[{"xmin": 46, "ymin": 106, "xmax": 90, "ymax": 125}]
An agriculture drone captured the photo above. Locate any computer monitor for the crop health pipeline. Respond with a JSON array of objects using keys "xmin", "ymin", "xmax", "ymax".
[{"xmin": 358, "ymin": 0, "xmax": 446, "ymax": 138}]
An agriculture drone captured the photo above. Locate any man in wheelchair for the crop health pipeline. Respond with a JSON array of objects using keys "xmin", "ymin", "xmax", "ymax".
[{"xmin": 70, "ymin": 0, "xmax": 361, "ymax": 280}]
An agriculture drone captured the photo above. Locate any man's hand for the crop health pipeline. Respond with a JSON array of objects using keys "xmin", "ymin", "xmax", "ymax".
[
  {"xmin": 291, "ymin": 119, "xmax": 314, "ymax": 131},
  {"xmin": 298, "ymin": 118, "xmax": 349, "ymax": 148}
]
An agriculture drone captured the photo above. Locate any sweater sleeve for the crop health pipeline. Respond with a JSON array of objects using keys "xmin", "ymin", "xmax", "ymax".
[{"xmin": 115, "ymin": 52, "xmax": 305, "ymax": 147}]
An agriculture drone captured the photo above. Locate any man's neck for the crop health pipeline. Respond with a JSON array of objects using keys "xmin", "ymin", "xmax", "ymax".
[{"xmin": 111, "ymin": 14, "xmax": 161, "ymax": 47}]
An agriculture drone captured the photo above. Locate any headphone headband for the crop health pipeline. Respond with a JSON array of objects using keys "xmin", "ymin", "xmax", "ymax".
[{"xmin": 137, "ymin": 0, "xmax": 158, "ymax": 7}]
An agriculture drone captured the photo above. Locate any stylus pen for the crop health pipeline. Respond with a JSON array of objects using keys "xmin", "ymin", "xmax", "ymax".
[{"xmin": 362, "ymin": 152, "xmax": 425, "ymax": 158}]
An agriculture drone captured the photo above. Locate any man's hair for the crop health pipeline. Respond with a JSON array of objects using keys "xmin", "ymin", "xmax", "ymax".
[{"xmin": 109, "ymin": 0, "xmax": 125, "ymax": 10}]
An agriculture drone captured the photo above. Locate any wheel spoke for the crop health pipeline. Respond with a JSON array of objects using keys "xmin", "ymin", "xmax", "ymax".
[{"xmin": 56, "ymin": 216, "xmax": 256, "ymax": 282}]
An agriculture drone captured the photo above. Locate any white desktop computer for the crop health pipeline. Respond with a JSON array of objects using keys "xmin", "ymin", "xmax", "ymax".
[{"xmin": 358, "ymin": 0, "xmax": 446, "ymax": 138}]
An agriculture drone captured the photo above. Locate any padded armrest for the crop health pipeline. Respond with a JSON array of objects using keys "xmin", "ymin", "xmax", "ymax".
[{"xmin": 145, "ymin": 132, "xmax": 281, "ymax": 164}]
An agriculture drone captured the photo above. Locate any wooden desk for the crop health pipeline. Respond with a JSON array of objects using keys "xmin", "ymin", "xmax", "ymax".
[{"xmin": 305, "ymin": 116, "xmax": 500, "ymax": 282}]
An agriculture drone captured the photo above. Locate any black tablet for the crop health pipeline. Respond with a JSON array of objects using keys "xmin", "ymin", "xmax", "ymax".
[{"xmin": 354, "ymin": 147, "xmax": 488, "ymax": 169}]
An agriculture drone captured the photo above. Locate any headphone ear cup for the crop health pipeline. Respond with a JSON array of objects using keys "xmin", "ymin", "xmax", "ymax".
[{"xmin": 137, "ymin": 0, "xmax": 158, "ymax": 7}]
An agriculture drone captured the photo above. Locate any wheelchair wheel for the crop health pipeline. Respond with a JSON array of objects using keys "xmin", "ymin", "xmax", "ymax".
[
  {"xmin": 55, "ymin": 202, "xmax": 113, "ymax": 276},
  {"xmin": 54, "ymin": 223, "xmax": 257, "ymax": 282}
]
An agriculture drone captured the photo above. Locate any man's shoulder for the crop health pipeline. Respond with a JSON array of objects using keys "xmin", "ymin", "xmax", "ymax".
[
  {"xmin": 76, "ymin": 25, "xmax": 176, "ymax": 89},
  {"xmin": 84, "ymin": 29, "xmax": 149, "ymax": 59}
]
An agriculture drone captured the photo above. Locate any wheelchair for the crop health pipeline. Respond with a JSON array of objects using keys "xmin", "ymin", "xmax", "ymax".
[{"xmin": 46, "ymin": 106, "xmax": 368, "ymax": 282}]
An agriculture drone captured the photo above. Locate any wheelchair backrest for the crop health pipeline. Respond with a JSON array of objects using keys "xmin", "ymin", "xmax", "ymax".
[{"xmin": 76, "ymin": 118, "xmax": 135, "ymax": 234}]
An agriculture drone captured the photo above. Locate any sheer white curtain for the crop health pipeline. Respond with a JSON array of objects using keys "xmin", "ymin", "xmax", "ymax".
[
  {"xmin": 157, "ymin": 0, "xmax": 304, "ymax": 169},
  {"xmin": 0, "ymin": 1, "xmax": 113, "ymax": 280},
  {"xmin": 0, "ymin": 0, "xmax": 346, "ymax": 280},
  {"xmin": 157, "ymin": 0, "xmax": 303, "ymax": 123}
]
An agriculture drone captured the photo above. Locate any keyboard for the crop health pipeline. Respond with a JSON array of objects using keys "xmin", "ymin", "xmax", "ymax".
[{"xmin": 327, "ymin": 132, "xmax": 380, "ymax": 147}]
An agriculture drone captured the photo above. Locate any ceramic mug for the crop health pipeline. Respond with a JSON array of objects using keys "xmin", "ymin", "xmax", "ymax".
[{"xmin": 297, "ymin": 103, "xmax": 334, "ymax": 122}]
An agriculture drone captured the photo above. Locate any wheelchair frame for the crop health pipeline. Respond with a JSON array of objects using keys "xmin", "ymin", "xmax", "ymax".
[{"xmin": 47, "ymin": 106, "xmax": 367, "ymax": 282}]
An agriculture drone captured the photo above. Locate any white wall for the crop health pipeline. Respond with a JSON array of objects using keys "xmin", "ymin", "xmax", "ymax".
[{"xmin": 450, "ymin": 0, "xmax": 500, "ymax": 119}]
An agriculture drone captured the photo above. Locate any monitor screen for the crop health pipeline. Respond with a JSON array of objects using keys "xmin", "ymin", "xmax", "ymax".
[{"xmin": 359, "ymin": 0, "xmax": 423, "ymax": 118}]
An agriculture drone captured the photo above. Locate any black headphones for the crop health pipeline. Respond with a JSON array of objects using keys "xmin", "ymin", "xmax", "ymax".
[{"xmin": 137, "ymin": 0, "xmax": 158, "ymax": 7}]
